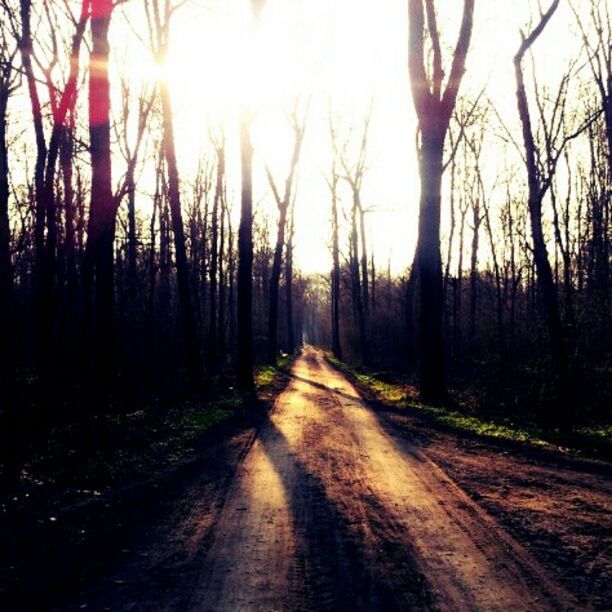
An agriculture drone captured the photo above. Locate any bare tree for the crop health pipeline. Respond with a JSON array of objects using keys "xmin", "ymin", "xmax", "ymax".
[
  {"xmin": 407, "ymin": 0, "xmax": 475, "ymax": 402},
  {"xmin": 237, "ymin": 0, "xmax": 265, "ymax": 390},
  {"xmin": 571, "ymin": 0, "xmax": 612, "ymax": 178},
  {"xmin": 339, "ymin": 104, "xmax": 372, "ymax": 365},
  {"xmin": 513, "ymin": 0, "xmax": 574, "ymax": 424},
  {"xmin": 0, "ymin": 1, "xmax": 19, "ymax": 386},
  {"xmin": 208, "ymin": 133, "xmax": 225, "ymax": 373},
  {"xmin": 145, "ymin": 0, "xmax": 201, "ymax": 385},
  {"xmin": 327, "ymin": 109, "xmax": 342, "ymax": 359},
  {"xmin": 265, "ymin": 101, "xmax": 307, "ymax": 364}
]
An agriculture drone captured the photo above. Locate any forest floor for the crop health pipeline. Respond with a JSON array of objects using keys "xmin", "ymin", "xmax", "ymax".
[{"xmin": 2, "ymin": 347, "xmax": 611, "ymax": 610}]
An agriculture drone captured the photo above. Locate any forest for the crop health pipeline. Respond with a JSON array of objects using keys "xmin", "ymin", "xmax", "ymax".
[{"xmin": 0, "ymin": 0, "xmax": 611, "ymax": 609}]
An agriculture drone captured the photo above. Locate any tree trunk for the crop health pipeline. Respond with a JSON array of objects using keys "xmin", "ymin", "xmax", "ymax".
[
  {"xmin": 237, "ymin": 117, "xmax": 254, "ymax": 391},
  {"xmin": 126, "ymin": 168, "xmax": 137, "ymax": 297},
  {"xmin": 469, "ymin": 203, "xmax": 480, "ymax": 352},
  {"xmin": 407, "ymin": 0, "xmax": 474, "ymax": 402},
  {"xmin": 208, "ymin": 147, "xmax": 224, "ymax": 373},
  {"xmin": 330, "ymin": 183, "xmax": 342, "ymax": 359},
  {"xmin": 218, "ymin": 188, "xmax": 227, "ymax": 365},
  {"xmin": 351, "ymin": 194, "xmax": 368, "ymax": 364},
  {"xmin": 267, "ymin": 203, "xmax": 287, "ymax": 363},
  {"xmin": 159, "ymin": 81, "xmax": 201, "ymax": 385},
  {"xmin": 87, "ymin": 0, "xmax": 116, "ymax": 392},
  {"xmin": 358, "ymin": 202, "xmax": 369, "ymax": 319},
  {"xmin": 19, "ymin": 0, "xmax": 49, "ymax": 381},
  {"xmin": 0, "ymin": 85, "xmax": 11, "ymax": 384},
  {"xmin": 417, "ymin": 134, "xmax": 446, "ymax": 402},
  {"xmin": 513, "ymin": 0, "xmax": 571, "ymax": 426},
  {"xmin": 285, "ymin": 207, "xmax": 295, "ymax": 354}
]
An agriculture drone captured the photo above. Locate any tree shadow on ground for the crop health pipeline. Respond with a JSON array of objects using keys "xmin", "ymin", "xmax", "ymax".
[{"xmin": 257, "ymin": 414, "xmax": 431, "ymax": 610}]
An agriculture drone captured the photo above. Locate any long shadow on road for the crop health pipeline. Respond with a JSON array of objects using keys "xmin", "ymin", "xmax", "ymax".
[{"xmin": 256, "ymin": 414, "xmax": 431, "ymax": 611}]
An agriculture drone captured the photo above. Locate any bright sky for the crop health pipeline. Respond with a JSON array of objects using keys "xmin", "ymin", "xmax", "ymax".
[{"xmin": 109, "ymin": 0, "xmax": 588, "ymax": 275}]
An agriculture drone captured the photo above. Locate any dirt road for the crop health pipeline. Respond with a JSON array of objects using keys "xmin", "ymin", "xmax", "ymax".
[{"xmin": 185, "ymin": 347, "xmax": 574, "ymax": 610}]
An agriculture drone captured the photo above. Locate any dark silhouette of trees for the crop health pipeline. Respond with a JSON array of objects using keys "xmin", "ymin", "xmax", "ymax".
[{"xmin": 513, "ymin": 0, "xmax": 599, "ymax": 425}]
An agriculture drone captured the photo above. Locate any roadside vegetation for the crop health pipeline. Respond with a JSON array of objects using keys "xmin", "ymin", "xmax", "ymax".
[
  {"xmin": 328, "ymin": 355, "xmax": 612, "ymax": 460},
  {"xmin": 1, "ymin": 356, "xmax": 295, "ymax": 518}
]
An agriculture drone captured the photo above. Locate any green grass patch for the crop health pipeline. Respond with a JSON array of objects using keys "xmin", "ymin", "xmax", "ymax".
[
  {"xmin": 327, "ymin": 354, "xmax": 612, "ymax": 457},
  {"xmin": 255, "ymin": 353, "xmax": 293, "ymax": 390}
]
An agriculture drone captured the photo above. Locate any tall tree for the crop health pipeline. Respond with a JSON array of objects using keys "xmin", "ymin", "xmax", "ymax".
[
  {"xmin": 0, "ymin": 3, "xmax": 19, "ymax": 386},
  {"xmin": 265, "ymin": 102, "xmax": 306, "ymax": 364},
  {"xmin": 327, "ymin": 111, "xmax": 343, "ymax": 360},
  {"xmin": 340, "ymin": 105, "xmax": 372, "ymax": 365},
  {"xmin": 237, "ymin": 0, "xmax": 265, "ymax": 390},
  {"xmin": 407, "ymin": 0, "xmax": 475, "ymax": 402},
  {"xmin": 146, "ymin": 0, "xmax": 201, "ymax": 385},
  {"xmin": 513, "ymin": 0, "xmax": 570, "ymax": 424},
  {"xmin": 208, "ymin": 137, "xmax": 225, "ymax": 373},
  {"xmin": 285, "ymin": 192, "xmax": 296, "ymax": 354},
  {"xmin": 87, "ymin": 0, "xmax": 115, "ymax": 388}
]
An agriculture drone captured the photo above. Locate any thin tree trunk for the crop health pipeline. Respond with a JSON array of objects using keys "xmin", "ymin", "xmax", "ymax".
[
  {"xmin": 159, "ymin": 81, "xmax": 201, "ymax": 385},
  {"xmin": 237, "ymin": 117, "xmax": 254, "ymax": 391},
  {"xmin": 208, "ymin": 147, "xmax": 224, "ymax": 373},
  {"xmin": 513, "ymin": 0, "xmax": 572, "ymax": 426},
  {"xmin": 351, "ymin": 194, "xmax": 368, "ymax": 364},
  {"xmin": 0, "ymin": 84, "xmax": 11, "ymax": 384},
  {"xmin": 267, "ymin": 203, "xmax": 287, "ymax": 363},
  {"xmin": 218, "ymin": 186, "xmax": 227, "ymax": 365},
  {"xmin": 285, "ymin": 204, "xmax": 295, "ymax": 354},
  {"xmin": 19, "ymin": 0, "xmax": 49, "ymax": 380},
  {"xmin": 330, "ymin": 182, "xmax": 342, "ymax": 359}
]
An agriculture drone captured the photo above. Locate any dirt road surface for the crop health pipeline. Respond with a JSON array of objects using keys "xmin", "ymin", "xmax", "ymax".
[
  {"xmin": 21, "ymin": 346, "xmax": 608, "ymax": 610},
  {"xmin": 184, "ymin": 347, "xmax": 576, "ymax": 610}
]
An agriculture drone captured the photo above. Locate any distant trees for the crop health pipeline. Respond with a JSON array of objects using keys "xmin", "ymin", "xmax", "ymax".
[{"xmin": 407, "ymin": 0, "xmax": 475, "ymax": 402}]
